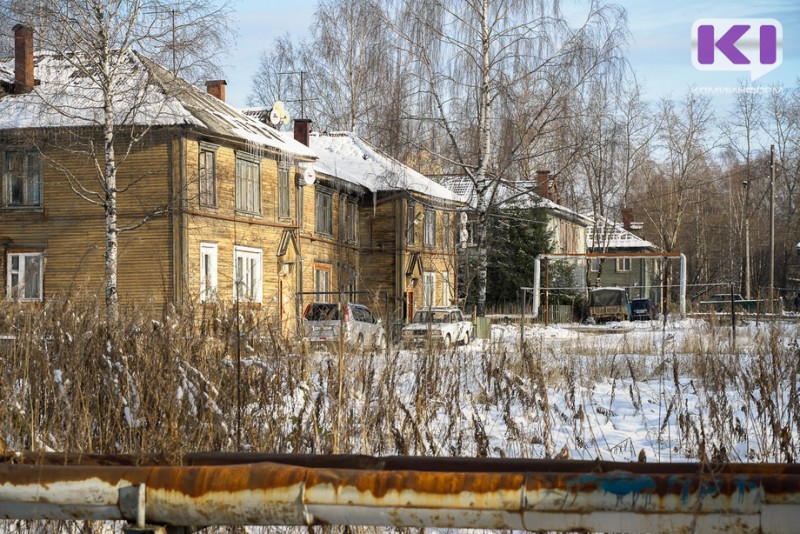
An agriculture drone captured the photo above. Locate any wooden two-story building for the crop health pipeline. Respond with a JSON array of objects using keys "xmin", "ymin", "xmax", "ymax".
[
  {"xmin": 0, "ymin": 25, "xmax": 317, "ymax": 330},
  {"xmin": 0, "ymin": 25, "xmax": 464, "ymax": 334},
  {"xmin": 299, "ymin": 131, "xmax": 464, "ymax": 326}
]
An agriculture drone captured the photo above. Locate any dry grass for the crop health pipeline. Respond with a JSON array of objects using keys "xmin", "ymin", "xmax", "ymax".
[{"xmin": 0, "ymin": 299, "xmax": 799, "ymax": 531}]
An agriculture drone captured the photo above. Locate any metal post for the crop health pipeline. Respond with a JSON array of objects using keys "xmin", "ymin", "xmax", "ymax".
[
  {"xmin": 770, "ymin": 144, "xmax": 776, "ymax": 313},
  {"xmin": 544, "ymin": 259, "xmax": 550, "ymax": 327},
  {"xmin": 730, "ymin": 282, "xmax": 736, "ymax": 352},
  {"xmin": 532, "ymin": 256, "xmax": 541, "ymax": 319},
  {"xmin": 520, "ymin": 289, "xmax": 525, "ymax": 348},
  {"xmin": 743, "ymin": 178, "xmax": 751, "ymax": 299}
]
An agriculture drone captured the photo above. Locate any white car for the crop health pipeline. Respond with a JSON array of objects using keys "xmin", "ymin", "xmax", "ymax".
[
  {"xmin": 402, "ymin": 307, "xmax": 474, "ymax": 348},
  {"xmin": 303, "ymin": 302, "xmax": 386, "ymax": 348}
]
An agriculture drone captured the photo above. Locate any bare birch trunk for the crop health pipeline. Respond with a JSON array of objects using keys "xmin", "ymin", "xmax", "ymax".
[
  {"xmin": 474, "ymin": 0, "xmax": 492, "ymax": 317},
  {"xmin": 101, "ymin": 51, "xmax": 119, "ymax": 327}
]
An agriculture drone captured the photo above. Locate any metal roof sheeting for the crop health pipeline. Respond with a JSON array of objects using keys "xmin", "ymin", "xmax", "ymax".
[{"xmin": 0, "ymin": 51, "xmax": 315, "ymax": 160}]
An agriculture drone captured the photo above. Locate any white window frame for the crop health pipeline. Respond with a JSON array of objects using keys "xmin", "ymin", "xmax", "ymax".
[
  {"xmin": 233, "ymin": 246, "xmax": 262, "ymax": 303},
  {"xmin": 441, "ymin": 271, "xmax": 450, "ymax": 306},
  {"xmin": 590, "ymin": 258, "xmax": 601, "ymax": 272},
  {"xmin": 199, "ymin": 243, "xmax": 218, "ymax": 302},
  {"xmin": 423, "ymin": 271, "xmax": 436, "ymax": 308},
  {"xmin": 3, "ymin": 148, "xmax": 41, "ymax": 208},
  {"xmin": 315, "ymin": 266, "xmax": 331, "ymax": 303},
  {"xmin": 7, "ymin": 251, "xmax": 43, "ymax": 301},
  {"xmin": 616, "ymin": 257, "xmax": 631, "ymax": 273}
]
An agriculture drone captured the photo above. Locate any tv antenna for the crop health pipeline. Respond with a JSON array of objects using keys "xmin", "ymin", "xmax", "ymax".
[{"xmin": 276, "ymin": 71, "xmax": 315, "ymax": 118}]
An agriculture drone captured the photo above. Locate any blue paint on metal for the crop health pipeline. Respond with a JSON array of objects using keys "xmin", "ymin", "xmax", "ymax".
[
  {"xmin": 568, "ymin": 472, "xmax": 656, "ymax": 506},
  {"xmin": 734, "ymin": 476, "xmax": 760, "ymax": 503},
  {"xmin": 668, "ymin": 476, "xmax": 691, "ymax": 504}
]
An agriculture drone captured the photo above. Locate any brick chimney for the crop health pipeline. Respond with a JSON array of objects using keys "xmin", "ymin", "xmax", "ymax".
[
  {"xmin": 205, "ymin": 80, "xmax": 226, "ymax": 102},
  {"xmin": 536, "ymin": 170, "xmax": 558, "ymax": 202},
  {"xmin": 621, "ymin": 207, "xmax": 633, "ymax": 230},
  {"xmin": 13, "ymin": 24, "xmax": 34, "ymax": 94},
  {"xmin": 294, "ymin": 119, "xmax": 312, "ymax": 147}
]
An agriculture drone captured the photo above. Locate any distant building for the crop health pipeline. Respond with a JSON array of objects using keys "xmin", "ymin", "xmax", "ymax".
[{"xmin": 585, "ymin": 213, "xmax": 660, "ymax": 300}]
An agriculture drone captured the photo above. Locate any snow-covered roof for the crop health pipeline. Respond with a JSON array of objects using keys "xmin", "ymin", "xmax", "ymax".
[
  {"xmin": 441, "ymin": 176, "xmax": 590, "ymax": 225},
  {"xmin": 585, "ymin": 215, "xmax": 657, "ymax": 250},
  {"xmin": 304, "ymin": 132, "xmax": 463, "ymax": 202},
  {"xmin": 0, "ymin": 51, "xmax": 315, "ymax": 159}
]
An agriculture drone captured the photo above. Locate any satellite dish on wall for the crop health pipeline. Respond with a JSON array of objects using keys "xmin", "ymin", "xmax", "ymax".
[
  {"xmin": 303, "ymin": 165, "xmax": 316, "ymax": 185},
  {"xmin": 299, "ymin": 162, "xmax": 316, "ymax": 185}
]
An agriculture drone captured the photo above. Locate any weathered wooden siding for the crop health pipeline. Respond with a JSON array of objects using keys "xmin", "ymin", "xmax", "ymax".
[
  {"xmin": 182, "ymin": 136, "xmax": 309, "ymax": 332},
  {"xmin": 357, "ymin": 198, "xmax": 397, "ymax": 319},
  {"xmin": 2, "ymin": 126, "xmax": 463, "ymax": 335},
  {"xmin": 0, "ymin": 129, "xmax": 175, "ymax": 307},
  {"xmin": 295, "ymin": 177, "xmax": 363, "ymax": 318}
]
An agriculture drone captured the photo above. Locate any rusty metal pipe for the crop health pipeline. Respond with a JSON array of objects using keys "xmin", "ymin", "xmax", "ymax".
[{"xmin": 1, "ymin": 454, "xmax": 799, "ymax": 533}]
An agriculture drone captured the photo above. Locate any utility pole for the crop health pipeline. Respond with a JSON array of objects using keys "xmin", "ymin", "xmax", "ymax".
[
  {"xmin": 742, "ymin": 178, "xmax": 751, "ymax": 299},
  {"xmin": 770, "ymin": 144, "xmax": 776, "ymax": 312}
]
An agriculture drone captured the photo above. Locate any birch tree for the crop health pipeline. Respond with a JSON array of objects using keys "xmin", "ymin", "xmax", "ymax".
[
  {"xmin": 385, "ymin": 0, "xmax": 626, "ymax": 315},
  {"xmin": 642, "ymin": 92, "xmax": 716, "ymax": 255},
  {"xmin": 1, "ymin": 0, "xmax": 233, "ymax": 324},
  {"xmin": 249, "ymin": 0, "xmax": 395, "ymax": 133}
]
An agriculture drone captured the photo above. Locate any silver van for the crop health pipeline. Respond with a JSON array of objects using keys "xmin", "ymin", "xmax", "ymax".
[{"xmin": 303, "ymin": 302, "xmax": 386, "ymax": 348}]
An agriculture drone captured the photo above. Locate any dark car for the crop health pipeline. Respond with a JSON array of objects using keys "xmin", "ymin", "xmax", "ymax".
[{"xmin": 630, "ymin": 298, "xmax": 656, "ymax": 320}]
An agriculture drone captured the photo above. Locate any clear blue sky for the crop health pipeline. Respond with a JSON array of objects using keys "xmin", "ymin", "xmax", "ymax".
[{"xmin": 223, "ymin": 0, "xmax": 800, "ymax": 113}]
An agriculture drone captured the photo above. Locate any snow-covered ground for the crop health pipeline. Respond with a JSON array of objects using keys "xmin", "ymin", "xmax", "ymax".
[{"xmin": 288, "ymin": 316, "xmax": 800, "ymax": 465}]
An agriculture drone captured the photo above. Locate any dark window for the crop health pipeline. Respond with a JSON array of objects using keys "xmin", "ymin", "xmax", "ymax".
[
  {"xmin": 296, "ymin": 182, "xmax": 304, "ymax": 227},
  {"xmin": 278, "ymin": 162, "xmax": 290, "ymax": 219},
  {"xmin": 346, "ymin": 200, "xmax": 358, "ymax": 243},
  {"xmin": 407, "ymin": 202, "xmax": 416, "ymax": 245},
  {"xmin": 4, "ymin": 148, "xmax": 41, "ymax": 207},
  {"xmin": 235, "ymin": 156, "xmax": 261, "ymax": 214},
  {"xmin": 424, "ymin": 209, "xmax": 436, "ymax": 247},
  {"xmin": 315, "ymin": 190, "xmax": 333, "ymax": 235},
  {"xmin": 199, "ymin": 149, "xmax": 216, "ymax": 207}
]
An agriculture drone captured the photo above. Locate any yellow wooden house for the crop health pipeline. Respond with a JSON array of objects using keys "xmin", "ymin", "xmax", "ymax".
[
  {"xmin": 0, "ymin": 25, "xmax": 316, "ymax": 332},
  {"xmin": 1, "ymin": 25, "xmax": 465, "ymax": 336},
  {"xmin": 291, "ymin": 130, "xmax": 465, "ymax": 328}
]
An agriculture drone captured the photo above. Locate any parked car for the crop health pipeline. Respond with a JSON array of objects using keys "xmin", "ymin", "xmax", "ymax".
[
  {"xmin": 699, "ymin": 293, "xmax": 756, "ymax": 313},
  {"xmin": 588, "ymin": 287, "xmax": 631, "ymax": 323},
  {"xmin": 630, "ymin": 298, "xmax": 656, "ymax": 320},
  {"xmin": 401, "ymin": 307, "xmax": 474, "ymax": 348},
  {"xmin": 303, "ymin": 302, "xmax": 385, "ymax": 348}
]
